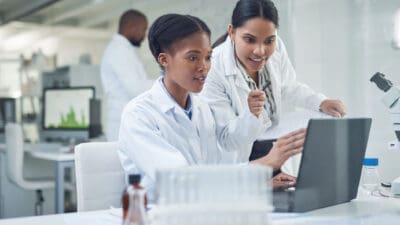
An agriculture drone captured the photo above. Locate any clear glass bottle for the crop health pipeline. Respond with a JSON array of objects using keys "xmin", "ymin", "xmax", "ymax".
[{"xmin": 360, "ymin": 158, "xmax": 380, "ymax": 195}]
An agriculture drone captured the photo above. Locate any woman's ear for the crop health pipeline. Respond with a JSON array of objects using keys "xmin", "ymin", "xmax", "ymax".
[
  {"xmin": 228, "ymin": 24, "xmax": 235, "ymax": 42},
  {"xmin": 158, "ymin": 53, "xmax": 168, "ymax": 68}
]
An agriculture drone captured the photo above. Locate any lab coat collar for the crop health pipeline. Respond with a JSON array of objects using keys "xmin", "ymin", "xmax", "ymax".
[
  {"xmin": 113, "ymin": 33, "xmax": 140, "ymax": 50},
  {"xmin": 217, "ymin": 37, "xmax": 250, "ymax": 92},
  {"xmin": 219, "ymin": 36, "xmax": 240, "ymax": 76},
  {"xmin": 151, "ymin": 77, "xmax": 199, "ymax": 117}
]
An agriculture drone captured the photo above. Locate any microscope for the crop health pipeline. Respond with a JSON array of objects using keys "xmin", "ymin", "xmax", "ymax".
[{"xmin": 370, "ymin": 72, "xmax": 400, "ymax": 195}]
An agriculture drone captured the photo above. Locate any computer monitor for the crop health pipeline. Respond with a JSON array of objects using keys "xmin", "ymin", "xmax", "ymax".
[
  {"xmin": 0, "ymin": 98, "xmax": 17, "ymax": 142},
  {"xmin": 41, "ymin": 87, "xmax": 95, "ymax": 142}
]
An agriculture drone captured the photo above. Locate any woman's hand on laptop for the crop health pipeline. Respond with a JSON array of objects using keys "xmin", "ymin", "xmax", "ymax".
[
  {"xmin": 251, "ymin": 128, "xmax": 305, "ymax": 170},
  {"xmin": 319, "ymin": 99, "xmax": 347, "ymax": 117},
  {"xmin": 272, "ymin": 172, "xmax": 296, "ymax": 190}
]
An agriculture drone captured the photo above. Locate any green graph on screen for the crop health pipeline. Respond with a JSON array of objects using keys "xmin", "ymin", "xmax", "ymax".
[{"xmin": 48, "ymin": 107, "xmax": 88, "ymax": 129}]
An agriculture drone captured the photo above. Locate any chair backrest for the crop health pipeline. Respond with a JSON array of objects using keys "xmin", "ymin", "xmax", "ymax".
[
  {"xmin": 5, "ymin": 123, "xmax": 24, "ymax": 186},
  {"xmin": 74, "ymin": 142, "xmax": 126, "ymax": 212}
]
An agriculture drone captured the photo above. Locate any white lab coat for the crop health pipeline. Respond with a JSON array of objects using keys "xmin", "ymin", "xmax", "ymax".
[
  {"xmin": 101, "ymin": 34, "xmax": 154, "ymax": 141},
  {"xmin": 118, "ymin": 77, "xmax": 263, "ymax": 200},
  {"xmin": 201, "ymin": 36, "xmax": 327, "ymax": 174}
]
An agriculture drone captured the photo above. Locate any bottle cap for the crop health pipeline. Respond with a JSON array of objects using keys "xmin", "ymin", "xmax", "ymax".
[
  {"xmin": 128, "ymin": 174, "xmax": 141, "ymax": 184},
  {"xmin": 363, "ymin": 158, "xmax": 378, "ymax": 166}
]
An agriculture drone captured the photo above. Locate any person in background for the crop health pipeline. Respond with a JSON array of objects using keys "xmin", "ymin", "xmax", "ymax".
[
  {"xmin": 200, "ymin": 0, "xmax": 346, "ymax": 174},
  {"xmin": 118, "ymin": 13, "xmax": 305, "ymax": 202},
  {"xmin": 101, "ymin": 9, "xmax": 154, "ymax": 141}
]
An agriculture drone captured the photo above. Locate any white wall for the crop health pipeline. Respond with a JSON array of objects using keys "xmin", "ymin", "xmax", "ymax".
[{"xmin": 275, "ymin": 0, "xmax": 400, "ymax": 182}]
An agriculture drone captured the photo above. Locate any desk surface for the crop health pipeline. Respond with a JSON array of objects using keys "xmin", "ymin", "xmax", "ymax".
[
  {"xmin": 0, "ymin": 197, "xmax": 399, "ymax": 225},
  {"xmin": 26, "ymin": 143, "xmax": 74, "ymax": 161},
  {"xmin": 0, "ymin": 142, "xmax": 74, "ymax": 161},
  {"xmin": 0, "ymin": 210, "xmax": 117, "ymax": 225}
]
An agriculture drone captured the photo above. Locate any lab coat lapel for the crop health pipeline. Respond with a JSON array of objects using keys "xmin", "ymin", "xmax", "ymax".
[
  {"xmin": 233, "ymin": 72, "xmax": 250, "ymax": 93},
  {"xmin": 173, "ymin": 103, "xmax": 203, "ymax": 163},
  {"xmin": 190, "ymin": 97, "xmax": 207, "ymax": 163},
  {"xmin": 230, "ymin": 74, "xmax": 250, "ymax": 116},
  {"xmin": 221, "ymin": 36, "xmax": 251, "ymax": 94},
  {"xmin": 266, "ymin": 58, "xmax": 281, "ymax": 118},
  {"xmin": 151, "ymin": 79, "xmax": 175, "ymax": 114},
  {"xmin": 152, "ymin": 82, "xmax": 204, "ymax": 163},
  {"xmin": 220, "ymin": 37, "xmax": 250, "ymax": 115},
  {"xmin": 151, "ymin": 79, "xmax": 194, "ymax": 122}
]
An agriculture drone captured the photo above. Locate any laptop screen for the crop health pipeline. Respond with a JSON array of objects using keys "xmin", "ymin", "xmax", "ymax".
[{"xmin": 275, "ymin": 118, "xmax": 372, "ymax": 212}]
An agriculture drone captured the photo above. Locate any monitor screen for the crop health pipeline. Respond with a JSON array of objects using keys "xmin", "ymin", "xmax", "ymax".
[{"xmin": 43, "ymin": 87, "xmax": 95, "ymax": 130}]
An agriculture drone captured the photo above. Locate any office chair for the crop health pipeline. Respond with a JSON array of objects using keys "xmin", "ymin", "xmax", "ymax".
[
  {"xmin": 74, "ymin": 142, "xmax": 125, "ymax": 211},
  {"xmin": 5, "ymin": 123, "xmax": 55, "ymax": 215}
]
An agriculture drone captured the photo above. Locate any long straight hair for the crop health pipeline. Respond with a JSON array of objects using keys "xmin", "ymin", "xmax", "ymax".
[{"xmin": 212, "ymin": 0, "xmax": 279, "ymax": 48}]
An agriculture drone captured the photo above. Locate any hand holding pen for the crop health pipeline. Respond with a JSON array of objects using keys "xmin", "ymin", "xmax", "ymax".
[{"xmin": 247, "ymin": 81, "xmax": 271, "ymax": 118}]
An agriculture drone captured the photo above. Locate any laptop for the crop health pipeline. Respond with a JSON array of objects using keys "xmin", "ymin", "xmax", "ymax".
[{"xmin": 273, "ymin": 118, "xmax": 372, "ymax": 212}]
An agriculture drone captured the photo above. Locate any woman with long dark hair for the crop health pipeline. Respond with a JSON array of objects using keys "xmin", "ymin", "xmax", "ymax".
[{"xmin": 201, "ymin": 0, "xmax": 346, "ymax": 175}]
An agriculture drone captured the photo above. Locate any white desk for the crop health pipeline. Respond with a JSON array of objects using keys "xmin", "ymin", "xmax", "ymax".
[
  {"xmin": 0, "ymin": 209, "xmax": 117, "ymax": 225},
  {"xmin": 25, "ymin": 143, "xmax": 75, "ymax": 214},
  {"xmin": 0, "ymin": 197, "xmax": 399, "ymax": 225},
  {"xmin": 272, "ymin": 197, "xmax": 400, "ymax": 224}
]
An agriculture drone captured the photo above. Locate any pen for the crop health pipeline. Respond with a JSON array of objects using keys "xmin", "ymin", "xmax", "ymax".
[
  {"xmin": 261, "ymin": 80, "xmax": 271, "ymax": 90},
  {"xmin": 260, "ymin": 80, "xmax": 274, "ymax": 118}
]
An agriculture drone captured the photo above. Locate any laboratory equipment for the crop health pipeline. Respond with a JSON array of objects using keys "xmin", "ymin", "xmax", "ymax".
[
  {"xmin": 88, "ymin": 98, "xmax": 102, "ymax": 138},
  {"xmin": 0, "ymin": 98, "xmax": 17, "ymax": 142},
  {"xmin": 124, "ymin": 181, "xmax": 147, "ymax": 225},
  {"xmin": 152, "ymin": 165, "xmax": 273, "ymax": 225},
  {"xmin": 360, "ymin": 158, "xmax": 380, "ymax": 195},
  {"xmin": 370, "ymin": 72, "xmax": 400, "ymax": 149},
  {"xmin": 42, "ymin": 65, "xmax": 103, "ymax": 98},
  {"xmin": 392, "ymin": 177, "xmax": 400, "ymax": 195},
  {"xmin": 41, "ymin": 65, "xmax": 104, "ymax": 139},
  {"xmin": 41, "ymin": 87, "xmax": 94, "ymax": 143},
  {"xmin": 370, "ymin": 72, "xmax": 400, "ymax": 195},
  {"xmin": 122, "ymin": 174, "xmax": 147, "ymax": 221}
]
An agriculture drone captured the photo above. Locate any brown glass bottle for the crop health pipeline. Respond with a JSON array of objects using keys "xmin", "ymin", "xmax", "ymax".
[{"xmin": 122, "ymin": 174, "xmax": 148, "ymax": 221}]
